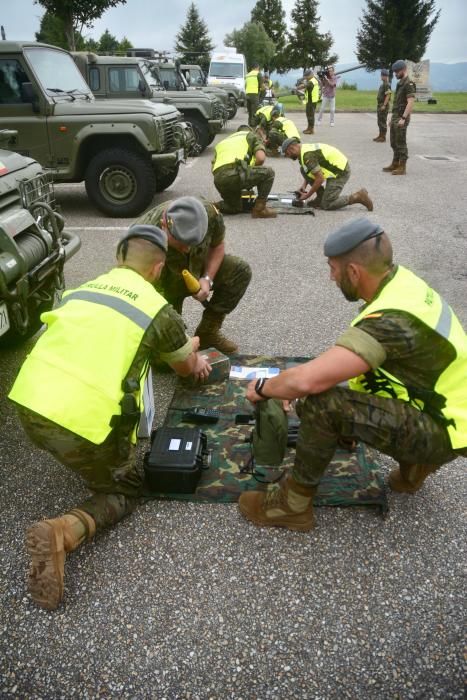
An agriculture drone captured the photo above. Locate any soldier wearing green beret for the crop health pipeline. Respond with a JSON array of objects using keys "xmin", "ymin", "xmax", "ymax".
[
  {"xmin": 136, "ymin": 196, "xmax": 251, "ymax": 354},
  {"xmin": 238, "ymin": 218, "xmax": 467, "ymax": 531},
  {"xmin": 373, "ymin": 68, "xmax": 391, "ymax": 142},
  {"xmin": 383, "ymin": 60, "xmax": 416, "ymax": 175},
  {"xmin": 9, "ymin": 225, "xmax": 212, "ymax": 609}
]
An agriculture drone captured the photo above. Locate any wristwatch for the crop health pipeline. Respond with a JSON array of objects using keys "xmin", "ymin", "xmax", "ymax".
[
  {"xmin": 255, "ymin": 377, "xmax": 268, "ymax": 398},
  {"xmin": 201, "ymin": 275, "xmax": 214, "ymax": 290}
]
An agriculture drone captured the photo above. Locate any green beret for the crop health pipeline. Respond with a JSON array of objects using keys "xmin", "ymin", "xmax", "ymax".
[
  {"xmin": 119, "ymin": 224, "xmax": 167, "ymax": 253},
  {"xmin": 281, "ymin": 137, "xmax": 300, "ymax": 154},
  {"xmin": 324, "ymin": 218, "xmax": 384, "ymax": 257}
]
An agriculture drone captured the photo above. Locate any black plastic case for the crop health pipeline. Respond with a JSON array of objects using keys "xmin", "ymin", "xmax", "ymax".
[{"xmin": 144, "ymin": 427, "xmax": 207, "ymax": 493}]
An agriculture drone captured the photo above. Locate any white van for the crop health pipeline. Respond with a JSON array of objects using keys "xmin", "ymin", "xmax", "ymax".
[{"xmin": 208, "ymin": 50, "xmax": 246, "ymax": 104}]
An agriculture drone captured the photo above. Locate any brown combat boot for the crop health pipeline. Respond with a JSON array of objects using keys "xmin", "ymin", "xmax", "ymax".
[
  {"xmin": 26, "ymin": 509, "xmax": 96, "ymax": 610},
  {"xmin": 373, "ymin": 133, "xmax": 386, "ymax": 142},
  {"xmin": 388, "ymin": 463, "xmax": 439, "ymax": 494},
  {"xmin": 382, "ymin": 159, "xmax": 398, "ymax": 172},
  {"xmin": 392, "ymin": 161, "xmax": 406, "ymax": 175},
  {"xmin": 303, "ymin": 127, "xmax": 314, "ymax": 135},
  {"xmin": 195, "ymin": 309, "xmax": 238, "ymax": 354},
  {"xmin": 348, "ymin": 188, "xmax": 374, "ymax": 211},
  {"xmin": 238, "ymin": 474, "xmax": 317, "ymax": 531},
  {"xmin": 251, "ymin": 197, "xmax": 277, "ymax": 219}
]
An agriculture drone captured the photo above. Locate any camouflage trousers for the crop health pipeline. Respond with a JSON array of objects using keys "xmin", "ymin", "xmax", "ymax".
[
  {"xmin": 317, "ymin": 165, "xmax": 351, "ymax": 210},
  {"xmin": 390, "ymin": 115, "xmax": 410, "ymax": 162},
  {"xmin": 293, "ymin": 386, "xmax": 464, "ymax": 487},
  {"xmin": 214, "ymin": 164, "xmax": 275, "ymax": 214},
  {"xmin": 377, "ymin": 106, "xmax": 389, "ymax": 135},
  {"xmin": 306, "ymin": 100, "xmax": 317, "ymax": 129},
  {"xmin": 16, "ymin": 406, "xmax": 142, "ymax": 532},
  {"xmin": 246, "ymin": 94, "xmax": 260, "ymax": 127},
  {"xmin": 158, "ymin": 254, "xmax": 252, "ymax": 316}
]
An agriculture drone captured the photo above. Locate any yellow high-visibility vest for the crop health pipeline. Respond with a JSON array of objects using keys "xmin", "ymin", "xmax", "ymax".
[
  {"xmin": 304, "ymin": 76, "xmax": 320, "ymax": 104},
  {"xmin": 212, "ymin": 131, "xmax": 255, "ymax": 172},
  {"xmin": 349, "ymin": 266, "xmax": 467, "ymax": 448},
  {"xmin": 273, "ymin": 116, "xmax": 300, "ymax": 140},
  {"xmin": 255, "ymin": 105, "xmax": 274, "ymax": 122},
  {"xmin": 9, "ymin": 267, "xmax": 168, "ymax": 444},
  {"xmin": 300, "ymin": 143, "xmax": 348, "ymax": 180},
  {"xmin": 245, "ymin": 69, "xmax": 260, "ymax": 94}
]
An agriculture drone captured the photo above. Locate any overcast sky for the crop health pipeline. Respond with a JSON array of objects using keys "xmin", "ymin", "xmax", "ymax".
[{"xmin": 2, "ymin": 0, "xmax": 466, "ymax": 63}]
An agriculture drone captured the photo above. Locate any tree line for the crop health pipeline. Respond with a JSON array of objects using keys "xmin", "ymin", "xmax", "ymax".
[{"xmin": 33, "ymin": 0, "xmax": 440, "ymax": 77}]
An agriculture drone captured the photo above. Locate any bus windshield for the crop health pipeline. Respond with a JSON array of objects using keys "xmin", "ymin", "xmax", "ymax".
[{"xmin": 209, "ymin": 62, "xmax": 244, "ymax": 79}]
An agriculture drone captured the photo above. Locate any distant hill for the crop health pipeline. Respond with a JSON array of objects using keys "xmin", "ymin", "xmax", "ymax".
[{"xmin": 274, "ymin": 63, "xmax": 467, "ymax": 92}]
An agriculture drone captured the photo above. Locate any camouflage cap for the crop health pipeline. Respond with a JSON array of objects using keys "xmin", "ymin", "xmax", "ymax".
[
  {"xmin": 281, "ymin": 137, "xmax": 300, "ymax": 154},
  {"xmin": 380, "ymin": 68, "xmax": 389, "ymax": 76},
  {"xmin": 119, "ymin": 224, "xmax": 167, "ymax": 254},
  {"xmin": 166, "ymin": 197, "xmax": 208, "ymax": 246},
  {"xmin": 392, "ymin": 60, "xmax": 407, "ymax": 72},
  {"xmin": 324, "ymin": 218, "xmax": 384, "ymax": 257}
]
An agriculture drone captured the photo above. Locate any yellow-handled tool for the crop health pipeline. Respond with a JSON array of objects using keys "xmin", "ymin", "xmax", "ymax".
[{"xmin": 182, "ymin": 269, "xmax": 210, "ymax": 307}]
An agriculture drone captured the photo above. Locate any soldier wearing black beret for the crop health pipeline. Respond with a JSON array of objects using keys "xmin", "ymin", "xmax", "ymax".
[
  {"xmin": 238, "ymin": 218, "xmax": 467, "ymax": 531},
  {"xmin": 383, "ymin": 60, "xmax": 416, "ymax": 175}
]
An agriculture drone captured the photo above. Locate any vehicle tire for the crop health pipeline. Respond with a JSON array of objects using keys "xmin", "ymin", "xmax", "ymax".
[
  {"xmin": 184, "ymin": 115, "xmax": 211, "ymax": 154},
  {"xmin": 206, "ymin": 134, "xmax": 216, "ymax": 146},
  {"xmin": 227, "ymin": 97, "xmax": 237, "ymax": 119},
  {"xmin": 155, "ymin": 164, "xmax": 180, "ymax": 193},
  {"xmin": 85, "ymin": 148, "xmax": 156, "ymax": 217},
  {"xmin": 0, "ymin": 283, "xmax": 55, "ymax": 348}
]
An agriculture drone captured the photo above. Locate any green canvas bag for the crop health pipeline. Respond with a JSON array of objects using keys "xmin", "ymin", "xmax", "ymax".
[{"xmin": 252, "ymin": 399, "xmax": 289, "ymax": 466}]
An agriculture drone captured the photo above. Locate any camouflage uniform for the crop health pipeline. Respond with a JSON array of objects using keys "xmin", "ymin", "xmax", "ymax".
[
  {"xmin": 302, "ymin": 149, "xmax": 351, "ymax": 210},
  {"xmin": 213, "ymin": 132, "xmax": 275, "ymax": 214},
  {"xmin": 390, "ymin": 76, "xmax": 416, "ymax": 163},
  {"xmin": 136, "ymin": 200, "xmax": 251, "ymax": 315},
  {"xmin": 377, "ymin": 81, "xmax": 391, "ymax": 136},
  {"xmin": 14, "ymin": 302, "xmax": 192, "ymax": 532},
  {"xmin": 293, "ymin": 268, "xmax": 467, "ymax": 487}
]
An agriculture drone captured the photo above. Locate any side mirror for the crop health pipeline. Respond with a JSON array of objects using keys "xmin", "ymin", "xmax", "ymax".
[
  {"xmin": 163, "ymin": 80, "xmax": 169, "ymax": 90},
  {"xmin": 21, "ymin": 82, "xmax": 40, "ymax": 113},
  {"xmin": 138, "ymin": 79, "xmax": 146, "ymax": 96}
]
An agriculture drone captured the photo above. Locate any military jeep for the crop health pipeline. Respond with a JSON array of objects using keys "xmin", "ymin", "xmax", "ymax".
[
  {"xmin": 0, "ymin": 42, "xmax": 194, "ymax": 217},
  {"xmin": 179, "ymin": 64, "xmax": 238, "ymax": 120},
  {"xmin": 0, "ymin": 130, "xmax": 80, "ymax": 346}
]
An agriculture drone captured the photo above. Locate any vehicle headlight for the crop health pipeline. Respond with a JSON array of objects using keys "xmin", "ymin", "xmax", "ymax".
[{"xmin": 153, "ymin": 117, "xmax": 166, "ymax": 150}]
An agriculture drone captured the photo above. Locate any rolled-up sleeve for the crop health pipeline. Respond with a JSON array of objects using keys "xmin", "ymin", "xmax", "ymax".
[{"xmin": 335, "ymin": 326, "xmax": 387, "ymax": 369}]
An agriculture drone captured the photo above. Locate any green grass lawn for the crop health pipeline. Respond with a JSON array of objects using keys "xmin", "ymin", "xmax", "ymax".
[{"xmin": 278, "ymin": 91, "xmax": 467, "ymax": 113}]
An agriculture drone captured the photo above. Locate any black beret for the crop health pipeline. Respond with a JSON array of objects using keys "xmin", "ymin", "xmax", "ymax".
[
  {"xmin": 392, "ymin": 60, "xmax": 407, "ymax": 72},
  {"xmin": 119, "ymin": 224, "xmax": 167, "ymax": 254},
  {"xmin": 324, "ymin": 218, "xmax": 384, "ymax": 257}
]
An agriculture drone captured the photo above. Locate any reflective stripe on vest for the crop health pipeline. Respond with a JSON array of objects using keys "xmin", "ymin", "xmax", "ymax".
[
  {"xmin": 300, "ymin": 143, "xmax": 348, "ymax": 180},
  {"xmin": 245, "ymin": 70, "xmax": 260, "ymax": 94},
  {"xmin": 274, "ymin": 117, "xmax": 300, "ymax": 140},
  {"xmin": 348, "ymin": 266, "xmax": 467, "ymax": 448},
  {"xmin": 213, "ymin": 131, "xmax": 251, "ymax": 172},
  {"xmin": 9, "ymin": 267, "xmax": 168, "ymax": 444},
  {"xmin": 304, "ymin": 76, "xmax": 320, "ymax": 104}
]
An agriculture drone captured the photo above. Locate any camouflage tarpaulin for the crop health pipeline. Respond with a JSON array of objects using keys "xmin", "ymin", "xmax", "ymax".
[{"xmin": 146, "ymin": 355, "xmax": 388, "ymax": 514}]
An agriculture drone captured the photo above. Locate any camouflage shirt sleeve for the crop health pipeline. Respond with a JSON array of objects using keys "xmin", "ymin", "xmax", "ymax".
[
  {"xmin": 247, "ymin": 131, "xmax": 266, "ymax": 157},
  {"xmin": 405, "ymin": 80, "xmax": 416, "ymax": 99},
  {"xmin": 302, "ymin": 149, "xmax": 321, "ymax": 174},
  {"xmin": 139, "ymin": 304, "xmax": 192, "ymax": 365},
  {"xmin": 335, "ymin": 326, "xmax": 387, "ymax": 368},
  {"xmin": 205, "ymin": 201, "xmax": 225, "ymax": 247}
]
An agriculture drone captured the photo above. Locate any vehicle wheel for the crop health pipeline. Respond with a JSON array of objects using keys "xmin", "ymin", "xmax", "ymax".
[
  {"xmin": 206, "ymin": 134, "xmax": 216, "ymax": 146},
  {"xmin": 155, "ymin": 164, "xmax": 180, "ymax": 193},
  {"xmin": 85, "ymin": 148, "xmax": 156, "ymax": 217},
  {"xmin": 0, "ymin": 283, "xmax": 55, "ymax": 348},
  {"xmin": 227, "ymin": 97, "xmax": 237, "ymax": 119},
  {"xmin": 184, "ymin": 115, "xmax": 210, "ymax": 154}
]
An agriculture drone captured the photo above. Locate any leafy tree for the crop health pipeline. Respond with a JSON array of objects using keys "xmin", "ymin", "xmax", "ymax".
[
  {"xmin": 34, "ymin": 0, "xmax": 127, "ymax": 51},
  {"xmin": 174, "ymin": 2, "xmax": 215, "ymax": 73},
  {"xmin": 285, "ymin": 0, "xmax": 337, "ymax": 71},
  {"xmin": 225, "ymin": 22, "xmax": 276, "ymax": 71},
  {"xmin": 118, "ymin": 36, "xmax": 133, "ymax": 53},
  {"xmin": 98, "ymin": 29, "xmax": 119, "ymax": 53},
  {"xmin": 356, "ymin": 0, "xmax": 440, "ymax": 77},
  {"xmin": 35, "ymin": 10, "xmax": 85, "ymax": 50},
  {"xmin": 251, "ymin": 0, "xmax": 287, "ymax": 71}
]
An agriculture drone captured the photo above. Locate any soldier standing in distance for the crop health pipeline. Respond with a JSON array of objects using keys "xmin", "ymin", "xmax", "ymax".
[
  {"xmin": 383, "ymin": 60, "xmax": 416, "ymax": 175},
  {"xmin": 245, "ymin": 62, "xmax": 262, "ymax": 127},
  {"xmin": 373, "ymin": 68, "xmax": 391, "ymax": 142},
  {"xmin": 238, "ymin": 218, "xmax": 467, "ymax": 532},
  {"xmin": 299, "ymin": 68, "xmax": 320, "ymax": 135}
]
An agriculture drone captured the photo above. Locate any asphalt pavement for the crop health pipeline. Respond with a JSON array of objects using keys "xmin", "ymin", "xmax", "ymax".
[{"xmin": 1, "ymin": 109, "xmax": 466, "ymax": 699}]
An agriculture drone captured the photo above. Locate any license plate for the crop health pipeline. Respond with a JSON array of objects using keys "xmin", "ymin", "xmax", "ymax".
[
  {"xmin": 177, "ymin": 147, "xmax": 185, "ymax": 161},
  {"xmin": 0, "ymin": 302, "xmax": 10, "ymax": 337}
]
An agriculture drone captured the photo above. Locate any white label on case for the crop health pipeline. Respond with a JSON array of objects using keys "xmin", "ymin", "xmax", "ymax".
[{"xmin": 169, "ymin": 439, "xmax": 181, "ymax": 450}]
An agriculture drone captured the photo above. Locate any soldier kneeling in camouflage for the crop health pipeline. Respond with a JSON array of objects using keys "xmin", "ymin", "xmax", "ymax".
[
  {"xmin": 9, "ymin": 225, "xmax": 212, "ymax": 609},
  {"xmin": 136, "ymin": 196, "xmax": 251, "ymax": 355},
  {"xmin": 239, "ymin": 218, "xmax": 467, "ymax": 530}
]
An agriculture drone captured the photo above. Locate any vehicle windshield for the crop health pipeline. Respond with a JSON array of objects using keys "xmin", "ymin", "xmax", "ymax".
[
  {"xmin": 140, "ymin": 61, "xmax": 163, "ymax": 90},
  {"xmin": 25, "ymin": 48, "xmax": 92, "ymax": 97},
  {"xmin": 185, "ymin": 68, "xmax": 204, "ymax": 86},
  {"xmin": 158, "ymin": 66, "xmax": 184, "ymax": 91},
  {"xmin": 209, "ymin": 62, "xmax": 244, "ymax": 79}
]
